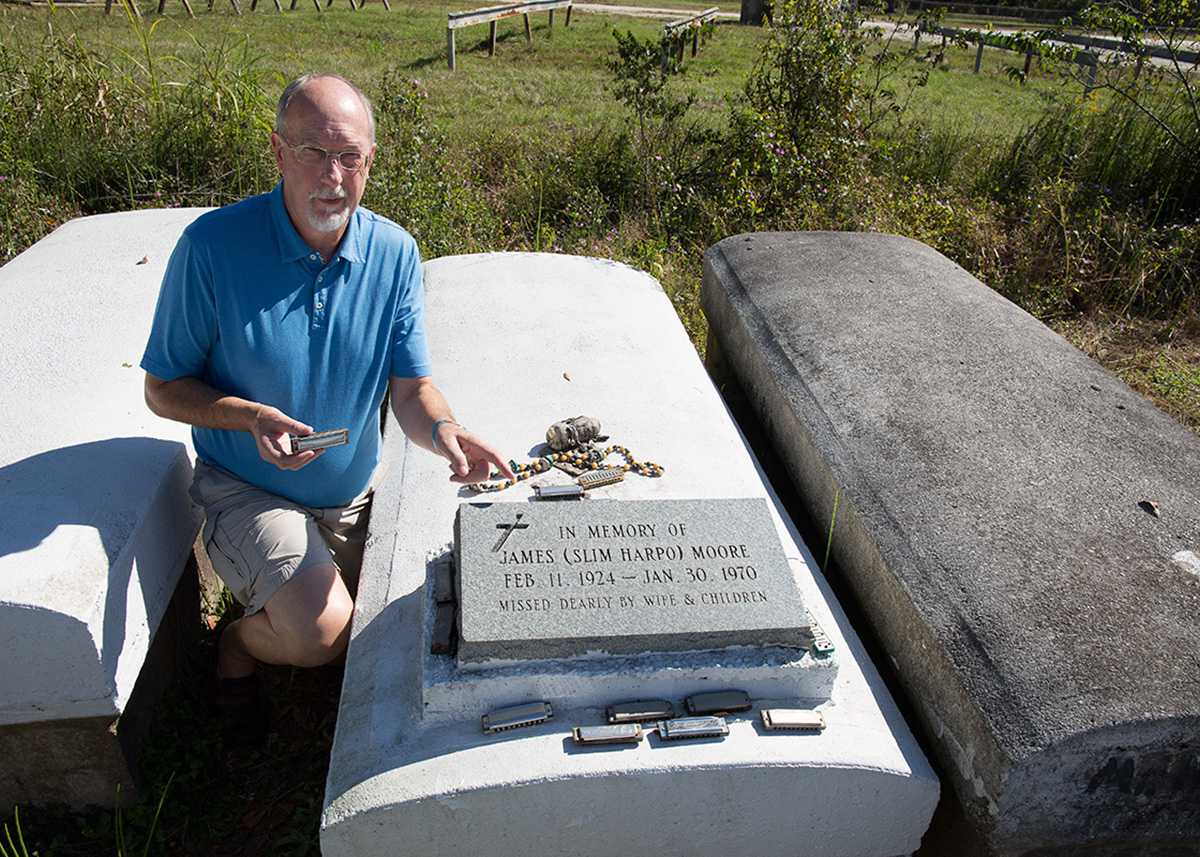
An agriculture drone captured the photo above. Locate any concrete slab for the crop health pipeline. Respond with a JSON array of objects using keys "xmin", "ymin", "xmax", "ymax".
[
  {"xmin": 701, "ymin": 231, "xmax": 1200, "ymax": 856},
  {"xmin": 0, "ymin": 210, "xmax": 207, "ymax": 806},
  {"xmin": 321, "ymin": 252, "xmax": 938, "ymax": 857}
]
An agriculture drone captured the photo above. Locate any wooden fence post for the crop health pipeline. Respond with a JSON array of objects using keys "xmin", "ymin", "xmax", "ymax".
[
  {"xmin": 489, "ymin": 20, "xmax": 497, "ymax": 55},
  {"xmin": 692, "ymin": 25, "xmax": 699, "ymax": 56},
  {"xmin": 548, "ymin": 7, "xmax": 554, "ymax": 32},
  {"xmin": 913, "ymin": 27, "xmax": 921, "ymax": 48},
  {"xmin": 524, "ymin": 12, "xmax": 532, "ymax": 42},
  {"xmin": 448, "ymin": 28, "xmax": 457, "ymax": 70},
  {"xmin": 1023, "ymin": 46, "xmax": 1033, "ymax": 77},
  {"xmin": 565, "ymin": 3, "xmax": 571, "ymax": 26},
  {"xmin": 974, "ymin": 39, "xmax": 984, "ymax": 72}
]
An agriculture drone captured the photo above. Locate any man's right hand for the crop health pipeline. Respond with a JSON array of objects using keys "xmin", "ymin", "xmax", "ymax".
[{"xmin": 253, "ymin": 405, "xmax": 324, "ymax": 471}]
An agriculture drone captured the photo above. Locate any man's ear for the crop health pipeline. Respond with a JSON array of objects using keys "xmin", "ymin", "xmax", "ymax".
[{"xmin": 269, "ymin": 131, "xmax": 287, "ymax": 173}]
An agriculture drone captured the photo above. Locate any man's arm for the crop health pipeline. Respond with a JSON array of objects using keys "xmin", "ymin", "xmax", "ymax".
[
  {"xmin": 144, "ymin": 374, "xmax": 323, "ymax": 471},
  {"xmin": 388, "ymin": 376, "xmax": 515, "ymax": 484}
]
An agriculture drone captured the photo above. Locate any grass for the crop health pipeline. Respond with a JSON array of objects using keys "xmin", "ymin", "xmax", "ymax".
[{"xmin": 0, "ymin": 2, "xmax": 1062, "ymax": 142}]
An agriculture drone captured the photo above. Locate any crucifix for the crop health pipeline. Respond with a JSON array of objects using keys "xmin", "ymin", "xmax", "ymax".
[{"xmin": 492, "ymin": 513, "xmax": 530, "ymax": 552}]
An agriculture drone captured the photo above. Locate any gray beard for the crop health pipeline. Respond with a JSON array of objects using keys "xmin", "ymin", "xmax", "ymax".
[{"xmin": 306, "ymin": 204, "xmax": 349, "ymax": 233}]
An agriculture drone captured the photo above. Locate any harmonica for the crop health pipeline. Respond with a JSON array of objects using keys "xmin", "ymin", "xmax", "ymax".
[
  {"xmin": 577, "ymin": 468, "xmax": 625, "ymax": 490},
  {"xmin": 656, "ymin": 716, "xmax": 729, "ymax": 741},
  {"xmin": 533, "ymin": 483, "xmax": 584, "ymax": 500},
  {"xmin": 606, "ymin": 699, "xmax": 675, "ymax": 724},
  {"xmin": 572, "ymin": 723, "xmax": 644, "ymax": 746},
  {"xmin": 685, "ymin": 690, "xmax": 752, "ymax": 716},
  {"xmin": 289, "ymin": 428, "xmax": 349, "ymax": 454},
  {"xmin": 481, "ymin": 702, "xmax": 553, "ymax": 734},
  {"xmin": 760, "ymin": 709, "xmax": 826, "ymax": 732}
]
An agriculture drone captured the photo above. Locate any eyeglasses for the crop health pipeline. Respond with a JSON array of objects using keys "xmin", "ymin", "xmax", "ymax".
[{"xmin": 282, "ymin": 139, "xmax": 369, "ymax": 173}]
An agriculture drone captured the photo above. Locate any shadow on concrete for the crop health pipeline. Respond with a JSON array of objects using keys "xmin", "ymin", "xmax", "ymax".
[{"xmin": 0, "ymin": 437, "xmax": 194, "ymax": 706}]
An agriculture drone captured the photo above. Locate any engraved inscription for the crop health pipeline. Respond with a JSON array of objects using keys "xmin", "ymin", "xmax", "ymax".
[
  {"xmin": 489, "ymin": 516, "xmax": 769, "ymax": 615},
  {"xmin": 454, "ymin": 498, "xmax": 811, "ymax": 661}
]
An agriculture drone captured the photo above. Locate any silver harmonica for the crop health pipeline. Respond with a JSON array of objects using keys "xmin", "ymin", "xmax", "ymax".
[
  {"xmin": 572, "ymin": 723, "xmax": 644, "ymax": 746},
  {"xmin": 760, "ymin": 709, "xmax": 826, "ymax": 732},
  {"xmin": 656, "ymin": 716, "xmax": 729, "ymax": 741},
  {"xmin": 289, "ymin": 428, "xmax": 349, "ymax": 454},
  {"xmin": 481, "ymin": 702, "xmax": 553, "ymax": 734}
]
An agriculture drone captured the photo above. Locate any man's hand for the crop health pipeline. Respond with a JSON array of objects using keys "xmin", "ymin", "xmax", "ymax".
[
  {"xmin": 435, "ymin": 422, "xmax": 517, "ymax": 484},
  {"xmin": 145, "ymin": 375, "xmax": 323, "ymax": 472},
  {"xmin": 253, "ymin": 405, "xmax": 324, "ymax": 471}
]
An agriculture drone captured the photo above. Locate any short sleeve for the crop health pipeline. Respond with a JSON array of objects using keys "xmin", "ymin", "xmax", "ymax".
[
  {"xmin": 390, "ymin": 240, "xmax": 432, "ymax": 378},
  {"xmin": 140, "ymin": 231, "xmax": 217, "ymax": 382}
]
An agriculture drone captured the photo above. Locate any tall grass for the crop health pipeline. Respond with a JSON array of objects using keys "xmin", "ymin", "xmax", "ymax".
[
  {"xmin": 0, "ymin": 1, "xmax": 1195, "ymax": 379},
  {"xmin": 0, "ymin": 17, "xmax": 274, "ymax": 260}
]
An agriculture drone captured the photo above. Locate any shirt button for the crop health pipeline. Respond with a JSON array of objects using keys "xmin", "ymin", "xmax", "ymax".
[
  {"xmin": 315, "ymin": 301, "xmax": 324, "ymax": 309},
  {"xmin": 317, "ymin": 274, "xmax": 324, "ymax": 282},
  {"xmin": 309, "ymin": 254, "xmax": 318, "ymax": 261}
]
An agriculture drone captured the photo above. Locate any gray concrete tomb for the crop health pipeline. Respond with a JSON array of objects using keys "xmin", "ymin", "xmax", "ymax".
[
  {"xmin": 702, "ymin": 231, "xmax": 1200, "ymax": 857},
  {"xmin": 321, "ymin": 252, "xmax": 939, "ymax": 857}
]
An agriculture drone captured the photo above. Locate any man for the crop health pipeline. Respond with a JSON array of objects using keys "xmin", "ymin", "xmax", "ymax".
[{"xmin": 141, "ymin": 73, "xmax": 514, "ymax": 719}]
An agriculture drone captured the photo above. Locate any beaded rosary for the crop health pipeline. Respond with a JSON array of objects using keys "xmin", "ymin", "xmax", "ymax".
[{"xmin": 469, "ymin": 443, "xmax": 664, "ymax": 494}]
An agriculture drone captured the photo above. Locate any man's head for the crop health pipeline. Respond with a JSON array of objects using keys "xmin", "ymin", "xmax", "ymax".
[{"xmin": 271, "ymin": 74, "xmax": 376, "ymax": 243}]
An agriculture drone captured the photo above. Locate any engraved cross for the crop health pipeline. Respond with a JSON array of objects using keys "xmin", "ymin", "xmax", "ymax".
[{"xmin": 492, "ymin": 513, "xmax": 530, "ymax": 552}]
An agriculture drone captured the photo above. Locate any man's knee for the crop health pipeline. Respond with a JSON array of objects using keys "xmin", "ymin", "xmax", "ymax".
[{"xmin": 265, "ymin": 563, "xmax": 354, "ymax": 667}]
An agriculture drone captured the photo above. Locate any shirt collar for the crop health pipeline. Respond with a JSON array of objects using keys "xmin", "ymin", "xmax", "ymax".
[{"xmin": 269, "ymin": 180, "xmax": 366, "ymax": 265}]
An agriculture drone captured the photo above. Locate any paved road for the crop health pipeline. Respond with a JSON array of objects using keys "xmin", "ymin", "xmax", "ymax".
[{"xmin": 574, "ymin": 2, "xmax": 738, "ymax": 20}]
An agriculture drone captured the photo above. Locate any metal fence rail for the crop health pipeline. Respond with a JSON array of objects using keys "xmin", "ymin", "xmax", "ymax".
[
  {"xmin": 447, "ymin": 0, "xmax": 573, "ymax": 70},
  {"xmin": 662, "ymin": 6, "xmax": 719, "ymax": 65}
]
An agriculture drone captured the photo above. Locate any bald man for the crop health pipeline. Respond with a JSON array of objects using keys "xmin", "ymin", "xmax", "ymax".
[{"xmin": 141, "ymin": 74, "xmax": 514, "ymax": 730}]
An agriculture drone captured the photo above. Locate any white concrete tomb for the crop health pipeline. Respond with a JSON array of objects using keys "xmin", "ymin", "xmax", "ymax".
[
  {"xmin": 321, "ymin": 253, "xmax": 939, "ymax": 857},
  {"xmin": 0, "ymin": 210, "xmax": 206, "ymax": 806}
]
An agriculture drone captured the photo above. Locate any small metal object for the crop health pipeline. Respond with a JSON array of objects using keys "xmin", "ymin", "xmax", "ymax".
[
  {"xmin": 685, "ymin": 690, "xmax": 752, "ymax": 716},
  {"xmin": 760, "ymin": 709, "xmax": 826, "ymax": 732},
  {"xmin": 606, "ymin": 699, "xmax": 675, "ymax": 724},
  {"xmin": 572, "ymin": 723, "xmax": 644, "ymax": 746},
  {"xmin": 481, "ymin": 702, "xmax": 553, "ymax": 734},
  {"xmin": 289, "ymin": 428, "xmax": 349, "ymax": 454},
  {"xmin": 578, "ymin": 468, "xmax": 625, "ymax": 490},
  {"xmin": 533, "ymin": 483, "xmax": 584, "ymax": 500},
  {"xmin": 657, "ymin": 716, "xmax": 729, "ymax": 741}
]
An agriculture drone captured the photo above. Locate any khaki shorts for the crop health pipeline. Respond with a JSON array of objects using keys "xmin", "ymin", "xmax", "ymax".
[{"xmin": 189, "ymin": 460, "xmax": 372, "ymax": 615}]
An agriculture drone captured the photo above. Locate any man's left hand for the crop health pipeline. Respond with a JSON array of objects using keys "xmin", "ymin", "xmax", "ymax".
[{"xmin": 436, "ymin": 424, "xmax": 517, "ymax": 484}]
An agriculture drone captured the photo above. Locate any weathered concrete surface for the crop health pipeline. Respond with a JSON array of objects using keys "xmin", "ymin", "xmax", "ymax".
[
  {"xmin": 322, "ymin": 253, "xmax": 938, "ymax": 857},
  {"xmin": 701, "ymin": 231, "xmax": 1200, "ymax": 856},
  {"xmin": 0, "ymin": 210, "xmax": 207, "ymax": 806}
]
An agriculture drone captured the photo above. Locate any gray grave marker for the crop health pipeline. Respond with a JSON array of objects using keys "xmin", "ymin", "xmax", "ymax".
[{"xmin": 453, "ymin": 497, "xmax": 811, "ymax": 663}]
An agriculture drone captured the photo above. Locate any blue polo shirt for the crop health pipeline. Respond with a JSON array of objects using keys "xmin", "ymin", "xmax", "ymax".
[{"xmin": 141, "ymin": 182, "xmax": 431, "ymax": 508}]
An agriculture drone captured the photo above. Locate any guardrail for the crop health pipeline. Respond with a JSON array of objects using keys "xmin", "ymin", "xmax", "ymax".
[
  {"xmin": 662, "ymin": 6, "xmax": 718, "ymax": 66},
  {"xmin": 918, "ymin": 24, "xmax": 1101, "ymax": 88},
  {"xmin": 447, "ymin": 0, "xmax": 572, "ymax": 70},
  {"xmin": 1051, "ymin": 30, "xmax": 1200, "ymax": 65}
]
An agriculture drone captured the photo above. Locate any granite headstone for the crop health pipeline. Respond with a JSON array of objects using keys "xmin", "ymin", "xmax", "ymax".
[{"xmin": 454, "ymin": 497, "xmax": 811, "ymax": 663}]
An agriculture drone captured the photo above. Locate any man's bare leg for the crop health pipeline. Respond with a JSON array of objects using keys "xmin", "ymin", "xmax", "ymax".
[{"xmin": 217, "ymin": 562, "xmax": 354, "ymax": 679}]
